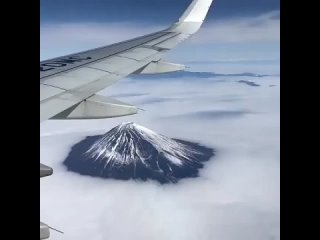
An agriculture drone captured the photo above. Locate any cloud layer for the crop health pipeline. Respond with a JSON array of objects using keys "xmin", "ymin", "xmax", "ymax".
[
  {"xmin": 40, "ymin": 11, "xmax": 279, "ymax": 60},
  {"xmin": 40, "ymin": 73, "xmax": 280, "ymax": 240}
]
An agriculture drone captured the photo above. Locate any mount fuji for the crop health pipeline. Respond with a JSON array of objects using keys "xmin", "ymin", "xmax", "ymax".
[{"xmin": 64, "ymin": 122, "xmax": 215, "ymax": 183}]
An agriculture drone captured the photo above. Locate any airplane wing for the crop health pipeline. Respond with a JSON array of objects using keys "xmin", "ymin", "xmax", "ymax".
[
  {"xmin": 40, "ymin": 0, "xmax": 214, "ymax": 122},
  {"xmin": 40, "ymin": 0, "xmax": 214, "ymax": 239}
]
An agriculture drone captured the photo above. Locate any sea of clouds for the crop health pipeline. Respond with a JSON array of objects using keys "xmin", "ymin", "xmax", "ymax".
[{"xmin": 40, "ymin": 72, "xmax": 280, "ymax": 240}]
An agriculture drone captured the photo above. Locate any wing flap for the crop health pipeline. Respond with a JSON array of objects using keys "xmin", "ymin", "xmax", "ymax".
[
  {"xmin": 137, "ymin": 61, "xmax": 186, "ymax": 74},
  {"xmin": 115, "ymin": 53, "xmax": 163, "ymax": 76},
  {"xmin": 52, "ymin": 94, "xmax": 137, "ymax": 120},
  {"xmin": 40, "ymin": 92, "xmax": 82, "ymax": 122},
  {"xmin": 40, "ymin": 73, "xmax": 121, "ymax": 121},
  {"xmin": 40, "ymin": 0, "xmax": 214, "ymax": 122}
]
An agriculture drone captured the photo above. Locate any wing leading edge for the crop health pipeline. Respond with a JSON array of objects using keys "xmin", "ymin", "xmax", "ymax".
[{"xmin": 40, "ymin": 0, "xmax": 213, "ymax": 122}]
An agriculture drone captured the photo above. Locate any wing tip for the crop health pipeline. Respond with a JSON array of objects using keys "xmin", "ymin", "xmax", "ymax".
[
  {"xmin": 177, "ymin": 0, "xmax": 213, "ymax": 24},
  {"xmin": 170, "ymin": 0, "xmax": 214, "ymax": 34}
]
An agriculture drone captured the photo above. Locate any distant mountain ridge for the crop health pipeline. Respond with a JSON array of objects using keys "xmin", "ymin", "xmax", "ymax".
[{"xmin": 130, "ymin": 71, "xmax": 273, "ymax": 80}]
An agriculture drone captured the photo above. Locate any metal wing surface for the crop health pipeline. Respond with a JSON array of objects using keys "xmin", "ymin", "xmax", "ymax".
[{"xmin": 40, "ymin": 0, "xmax": 214, "ymax": 122}]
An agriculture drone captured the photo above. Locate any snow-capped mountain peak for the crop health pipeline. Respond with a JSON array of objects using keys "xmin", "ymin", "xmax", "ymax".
[
  {"xmin": 64, "ymin": 122, "xmax": 214, "ymax": 183},
  {"xmin": 85, "ymin": 122, "xmax": 199, "ymax": 166}
]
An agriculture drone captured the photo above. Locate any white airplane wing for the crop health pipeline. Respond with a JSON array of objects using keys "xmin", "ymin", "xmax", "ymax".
[
  {"xmin": 40, "ymin": 0, "xmax": 214, "ymax": 239},
  {"xmin": 40, "ymin": 0, "xmax": 214, "ymax": 122}
]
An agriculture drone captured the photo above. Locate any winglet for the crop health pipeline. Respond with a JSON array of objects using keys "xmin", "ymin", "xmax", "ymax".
[
  {"xmin": 178, "ymin": 0, "xmax": 214, "ymax": 23},
  {"xmin": 170, "ymin": 0, "xmax": 214, "ymax": 34}
]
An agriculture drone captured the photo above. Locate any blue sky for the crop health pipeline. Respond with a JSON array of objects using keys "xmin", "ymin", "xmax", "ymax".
[
  {"xmin": 40, "ymin": 0, "xmax": 280, "ymax": 74},
  {"xmin": 41, "ymin": 0, "xmax": 279, "ymax": 23}
]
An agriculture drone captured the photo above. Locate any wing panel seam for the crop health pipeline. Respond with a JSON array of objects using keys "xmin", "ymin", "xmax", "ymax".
[{"xmin": 40, "ymin": 31, "xmax": 172, "ymax": 80}]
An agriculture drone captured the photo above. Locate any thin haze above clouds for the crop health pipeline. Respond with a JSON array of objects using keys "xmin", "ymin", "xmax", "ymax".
[
  {"xmin": 40, "ymin": 11, "xmax": 280, "ymax": 61},
  {"xmin": 189, "ymin": 11, "xmax": 280, "ymax": 44}
]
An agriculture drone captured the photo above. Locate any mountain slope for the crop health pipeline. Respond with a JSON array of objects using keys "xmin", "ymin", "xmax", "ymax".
[{"xmin": 64, "ymin": 122, "xmax": 214, "ymax": 183}]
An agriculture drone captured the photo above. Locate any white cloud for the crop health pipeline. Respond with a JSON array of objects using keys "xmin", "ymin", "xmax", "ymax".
[{"xmin": 40, "ymin": 74, "xmax": 280, "ymax": 240}]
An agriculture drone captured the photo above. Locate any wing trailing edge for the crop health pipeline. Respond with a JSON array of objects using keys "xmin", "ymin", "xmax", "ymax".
[
  {"xmin": 136, "ymin": 61, "xmax": 186, "ymax": 74},
  {"xmin": 51, "ymin": 94, "xmax": 138, "ymax": 120}
]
